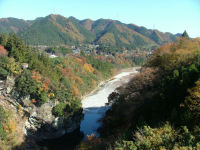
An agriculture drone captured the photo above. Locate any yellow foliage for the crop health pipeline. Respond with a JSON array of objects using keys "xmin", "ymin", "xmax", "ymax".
[
  {"xmin": 3, "ymin": 120, "xmax": 16, "ymax": 134},
  {"xmin": 6, "ymin": 58, "xmax": 22, "ymax": 75},
  {"xmin": 83, "ymin": 63, "xmax": 94, "ymax": 73},
  {"xmin": 38, "ymin": 87, "xmax": 43, "ymax": 94},
  {"xmin": 48, "ymin": 93, "xmax": 55, "ymax": 98}
]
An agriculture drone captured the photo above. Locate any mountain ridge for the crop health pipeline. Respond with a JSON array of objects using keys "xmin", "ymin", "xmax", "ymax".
[{"xmin": 0, "ymin": 14, "xmax": 178, "ymax": 50}]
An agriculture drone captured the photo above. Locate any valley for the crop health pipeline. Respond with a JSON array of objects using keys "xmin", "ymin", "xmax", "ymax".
[
  {"xmin": 0, "ymin": 3, "xmax": 199, "ymax": 149},
  {"xmin": 80, "ymin": 67, "xmax": 138, "ymax": 138}
]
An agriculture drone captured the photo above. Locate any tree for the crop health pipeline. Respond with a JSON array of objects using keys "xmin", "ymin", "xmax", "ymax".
[
  {"xmin": 0, "ymin": 33, "xmax": 7, "ymax": 47},
  {"xmin": 0, "ymin": 67, "xmax": 8, "ymax": 79},
  {"xmin": 5, "ymin": 33, "xmax": 18, "ymax": 54},
  {"xmin": 5, "ymin": 33, "xmax": 29, "ymax": 62},
  {"xmin": 15, "ymin": 70, "xmax": 38, "ymax": 96},
  {"xmin": 182, "ymin": 30, "xmax": 189, "ymax": 39}
]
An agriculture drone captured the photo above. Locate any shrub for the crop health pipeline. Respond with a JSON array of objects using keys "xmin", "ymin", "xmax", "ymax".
[
  {"xmin": 114, "ymin": 123, "xmax": 200, "ymax": 150},
  {"xmin": 0, "ymin": 67, "xmax": 8, "ymax": 79},
  {"xmin": 37, "ymin": 91, "xmax": 49, "ymax": 104},
  {"xmin": 52, "ymin": 102, "xmax": 71, "ymax": 117},
  {"xmin": 15, "ymin": 69, "xmax": 38, "ymax": 96},
  {"xmin": 114, "ymin": 141, "xmax": 137, "ymax": 150},
  {"xmin": 0, "ymin": 106, "xmax": 9, "ymax": 141}
]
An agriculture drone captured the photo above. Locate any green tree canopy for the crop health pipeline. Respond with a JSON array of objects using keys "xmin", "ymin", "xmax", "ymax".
[
  {"xmin": 182, "ymin": 30, "xmax": 189, "ymax": 39},
  {"xmin": 0, "ymin": 33, "xmax": 7, "ymax": 46}
]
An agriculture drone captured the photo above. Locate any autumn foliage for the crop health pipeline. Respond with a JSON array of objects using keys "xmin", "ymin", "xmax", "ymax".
[
  {"xmin": 83, "ymin": 63, "xmax": 94, "ymax": 73},
  {"xmin": 100, "ymin": 37, "xmax": 200, "ymax": 149},
  {"xmin": 42, "ymin": 78, "xmax": 50, "ymax": 92},
  {"xmin": 32, "ymin": 71, "xmax": 42, "ymax": 83},
  {"xmin": 0, "ymin": 45, "xmax": 8, "ymax": 56}
]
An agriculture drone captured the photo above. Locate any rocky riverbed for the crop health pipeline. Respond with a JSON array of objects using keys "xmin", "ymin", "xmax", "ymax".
[{"xmin": 80, "ymin": 67, "xmax": 139, "ymax": 138}]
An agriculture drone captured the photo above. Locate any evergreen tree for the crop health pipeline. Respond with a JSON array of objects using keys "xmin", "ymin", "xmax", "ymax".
[
  {"xmin": 5, "ymin": 33, "xmax": 29, "ymax": 62},
  {"xmin": 0, "ymin": 33, "xmax": 7, "ymax": 47},
  {"xmin": 5, "ymin": 33, "xmax": 18, "ymax": 55},
  {"xmin": 182, "ymin": 30, "xmax": 189, "ymax": 39}
]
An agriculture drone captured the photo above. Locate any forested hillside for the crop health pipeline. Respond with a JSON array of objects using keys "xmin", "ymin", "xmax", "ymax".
[
  {"xmin": 0, "ymin": 18, "xmax": 30, "ymax": 34},
  {"xmin": 78, "ymin": 34, "xmax": 200, "ymax": 149},
  {"xmin": 0, "ymin": 14, "xmax": 177, "ymax": 50},
  {"xmin": 0, "ymin": 33, "xmax": 120, "ymax": 149}
]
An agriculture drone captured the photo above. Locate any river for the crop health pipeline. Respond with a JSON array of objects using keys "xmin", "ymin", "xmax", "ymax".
[
  {"xmin": 39, "ymin": 68, "xmax": 138, "ymax": 149},
  {"xmin": 80, "ymin": 67, "xmax": 138, "ymax": 138}
]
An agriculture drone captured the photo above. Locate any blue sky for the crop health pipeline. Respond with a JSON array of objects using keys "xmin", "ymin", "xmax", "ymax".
[{"xmin": 0, "ymin": 0, "xmax": 199, "ymax": 37}]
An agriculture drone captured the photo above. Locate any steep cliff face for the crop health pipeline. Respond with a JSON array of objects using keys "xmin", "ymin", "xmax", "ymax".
[{"xmin": 0, "ymin": 76, "xmax": 83, "ymax": 144}]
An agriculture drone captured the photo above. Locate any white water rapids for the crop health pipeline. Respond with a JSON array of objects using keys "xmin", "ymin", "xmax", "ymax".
[{"xmin": 80, "ymin": 68, "xmax": 138, "ymax": 137}]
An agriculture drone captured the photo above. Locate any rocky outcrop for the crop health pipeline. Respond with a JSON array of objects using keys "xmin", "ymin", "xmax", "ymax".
[
  {"xmin": 23, "ymin": 102, "xmax": 83, "ymax": 140},
  {"xmin": 0, "ymin": 76, "xmax": 83, "ymax": 141}
]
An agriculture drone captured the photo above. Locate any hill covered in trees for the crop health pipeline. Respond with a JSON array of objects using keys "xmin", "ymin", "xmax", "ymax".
[
  {"xmin": 78, "ymin": 35, "xmax": 200, "ymax": 149},
  {"xmin": 0, "ymin": 14, "xmax": 178, "ymax": 50},
  {"xmin": 0, "ymin": 33, "xmax": 136, "ymax": 149}
]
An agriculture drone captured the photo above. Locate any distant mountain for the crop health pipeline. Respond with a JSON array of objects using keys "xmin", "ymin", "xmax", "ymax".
[
  {"xmin": 0, "ymin": 17, "xmax": 30, "ymax": 33},
  {"xmin": 0, "ymin": 14, "xmax": 178, "ymax": 50}
]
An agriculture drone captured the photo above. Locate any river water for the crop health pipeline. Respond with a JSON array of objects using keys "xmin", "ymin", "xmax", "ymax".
[
  {"xmin": 80, "ymin": 68, "xmax": 138, "ymax": 138},
  {"xmin": 38, "ymin": 68, "xmax": 138, "ymax": 149}
]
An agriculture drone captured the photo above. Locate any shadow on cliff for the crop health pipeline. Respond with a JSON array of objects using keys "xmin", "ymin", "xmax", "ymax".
[{"xmin": 13, "ymin": 127, "xmax": 84, "ymax": 150}]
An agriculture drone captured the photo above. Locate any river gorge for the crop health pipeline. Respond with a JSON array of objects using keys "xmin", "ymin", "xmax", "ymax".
[
  {"xmin": 40, "ymin": 67, "xmax": 139, "ymax": 149},
  {"xmin": 80, "ymin": 67, "xmax": 138, "ymax": 138}
]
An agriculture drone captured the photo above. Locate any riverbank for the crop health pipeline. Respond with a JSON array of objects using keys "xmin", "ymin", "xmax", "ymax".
[{"xmin": 81, "ymin": 67, "xmax": 140, "ymax": 101}]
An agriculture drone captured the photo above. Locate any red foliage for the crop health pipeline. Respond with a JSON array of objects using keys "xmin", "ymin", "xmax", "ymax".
[{"xmin": 0, "ymin": 45, "xmax": 8, "ymax": 56}]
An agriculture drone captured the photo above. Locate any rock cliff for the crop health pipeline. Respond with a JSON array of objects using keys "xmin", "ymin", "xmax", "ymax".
[{"xmin": 0, "ymin": 76, "xmax": 83, "ymax": 142}]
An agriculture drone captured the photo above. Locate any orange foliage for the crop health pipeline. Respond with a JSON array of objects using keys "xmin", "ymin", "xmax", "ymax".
[
  {"xmin": 72, "ymin": 85, "xmax": 79, "ymax": 96},
  {"xmin": 58, "ymin": 64, "xmax": 71, "ymax": 77},
  {"xmin": 72, "ymin": 55, "xmax": 86, "ymax": 65},
  {"xmin": 42, "ymin": 78, "xmax": 50, "ymax": 92},
  {"xmin": 75, "ymin": 57, "xmax": 83, "ymax": 64},
  {"xmin": 32, "ymin": 99, "xmax": 37, "ymax": 104},
  {"xmin": 32, "ymin": 71, "xmax": 42, "ymax": 83},
  {"xmin": 84, "ymin": 63, "xmax": 94, "ymax": 73}
]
